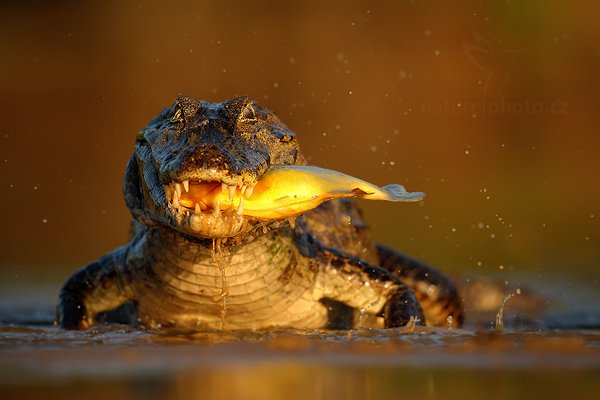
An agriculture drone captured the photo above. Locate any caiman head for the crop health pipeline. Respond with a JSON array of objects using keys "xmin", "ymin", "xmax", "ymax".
[
  {"xmin": 124, "ymin": 95, "xmax": 425, "ymax": 240},
  {"xmin": 124, "ymin": 95, "xmax": 305, "ymax": 239}
]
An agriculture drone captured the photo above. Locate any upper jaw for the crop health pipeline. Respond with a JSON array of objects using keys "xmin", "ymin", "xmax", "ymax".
[
  {"xmin": 159, "ymin": 141, "xmax": 269, "ymax": 189},
  {"xmin": 164, "ymin": 168, "xmax": 259, "ymax": 188}
]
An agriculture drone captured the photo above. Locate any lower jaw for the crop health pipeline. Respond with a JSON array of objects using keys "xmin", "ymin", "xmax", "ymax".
[{"xmin": 169, "ymin": 208, "xmax": 253, "ymax": 239}]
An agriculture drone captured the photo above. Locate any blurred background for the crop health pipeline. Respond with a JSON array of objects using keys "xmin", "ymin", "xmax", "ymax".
[{"xmin": 0, "ymin": 0, "xmax": 598, "ymax": 288}]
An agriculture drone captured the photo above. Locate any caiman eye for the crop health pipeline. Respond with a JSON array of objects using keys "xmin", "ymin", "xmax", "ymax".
[
  {"xmin": 240, "ymin": 103, "xmax": 257, "ymax": 121},
  {"xmin": 274, "ymin": 128, "xmax": 295, "ymax": 143},
  {"xmin": 170, "ymin": 106, "xmax": 183, "ymax": 124}
]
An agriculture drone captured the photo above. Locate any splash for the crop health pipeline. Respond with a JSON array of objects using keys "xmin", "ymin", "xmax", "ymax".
[
  {"xmin": 447, "ymin": 315, "xmax": 454, "ymax": 333},
  {"xmin": 494, "ymin": 288, "xmax": 521, "ymax": 333},
  {"xmin": 403, "ymin": 316, "xmax": 421, "ymax": 333}
]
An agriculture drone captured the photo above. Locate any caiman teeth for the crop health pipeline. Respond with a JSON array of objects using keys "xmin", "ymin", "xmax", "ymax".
[
  {"xmin": 165, "ymin": 179, "xmax": 260, "ymax": 220},
  {"xmin": 172, "ymin": 190, "xmax": 180, "ymax": 208},
  {"xmin": 212, "ymin": 199, "xmax": 221, "ymax": 217},
  {"xmin": 166, "ymin": 179, "xmax": 250, "ymax": 219},
  {"xmin": 163, "ymin": 184, "xmax": 172, "ymax": 201},
  {"xmin": 244, "ymin": 185, "xmax": 254, "ymax": 198},
  {"xmin": 237, "ymin": 196, "xmax": 244, "ymax": 215}
]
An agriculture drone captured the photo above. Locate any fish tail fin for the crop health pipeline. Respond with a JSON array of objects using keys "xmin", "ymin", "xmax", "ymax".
[{"xmin": 379, "ymin": 184, "xmax": 425, "ymax": 202}]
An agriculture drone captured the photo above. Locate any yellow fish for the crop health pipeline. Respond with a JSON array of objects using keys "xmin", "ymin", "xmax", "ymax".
[{"xmin": 178, "ymin": 165, "xmax": 425, "ymax": 220}]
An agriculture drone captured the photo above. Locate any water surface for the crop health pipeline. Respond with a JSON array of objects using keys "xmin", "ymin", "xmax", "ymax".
[{"xmin": 1, "ymin": 273, "xmax": 598, "ymax": 399}]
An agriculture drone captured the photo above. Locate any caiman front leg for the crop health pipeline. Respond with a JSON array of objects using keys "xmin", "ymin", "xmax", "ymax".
[
  {"xmin": 58, "ymin": 245, "xmax": 134, "ymax": 329},
  {"xmin": 295, "ymin": 231, "xmax": 424, "ymax": 328},
  {"xmin": 313, "ymin": 246, "xmax": 424, "ymax": 328}
]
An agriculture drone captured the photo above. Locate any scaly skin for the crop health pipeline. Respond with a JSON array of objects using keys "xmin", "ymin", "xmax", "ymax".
[{"xmin": 58, "ymin": 96, "xmax": 463, "ymax": 330}]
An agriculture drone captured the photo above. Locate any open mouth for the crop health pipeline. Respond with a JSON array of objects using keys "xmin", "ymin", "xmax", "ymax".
[
  {"xmin": 164, "ymin": 181, "xmax": 255, "ymax": 218},
  {"xmin": 162, "ymin": 165, "xmax": 425, "ymax": 221}
]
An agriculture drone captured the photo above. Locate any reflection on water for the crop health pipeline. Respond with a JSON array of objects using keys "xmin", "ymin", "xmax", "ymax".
[
  {"xmin": 1, "ymin": 326, "xmax": 599, "ymax": 399},
  {"xmin": 3, "ymin": 362, "xmax": 599, "ymax": 400}
]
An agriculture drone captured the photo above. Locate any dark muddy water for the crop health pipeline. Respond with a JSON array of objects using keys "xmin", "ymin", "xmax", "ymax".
[{"xmin": 1, "ymin": 274, "xmax": 598, "ymax": 400}]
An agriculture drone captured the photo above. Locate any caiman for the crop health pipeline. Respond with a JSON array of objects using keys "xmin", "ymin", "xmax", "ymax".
[{"xmin": 58, "ymin": 96, "xmax": 463, "ymax": 330}]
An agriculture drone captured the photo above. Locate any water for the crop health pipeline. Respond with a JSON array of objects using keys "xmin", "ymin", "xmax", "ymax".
[{"xmin": 1, "ymin": 274, "xmax": 599, "ymax": 400}]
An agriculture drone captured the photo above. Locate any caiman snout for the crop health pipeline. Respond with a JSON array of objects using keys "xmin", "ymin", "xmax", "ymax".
[{"xmin": 167, "ymin": 141, "xmax": 269, "ymax": 187}]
